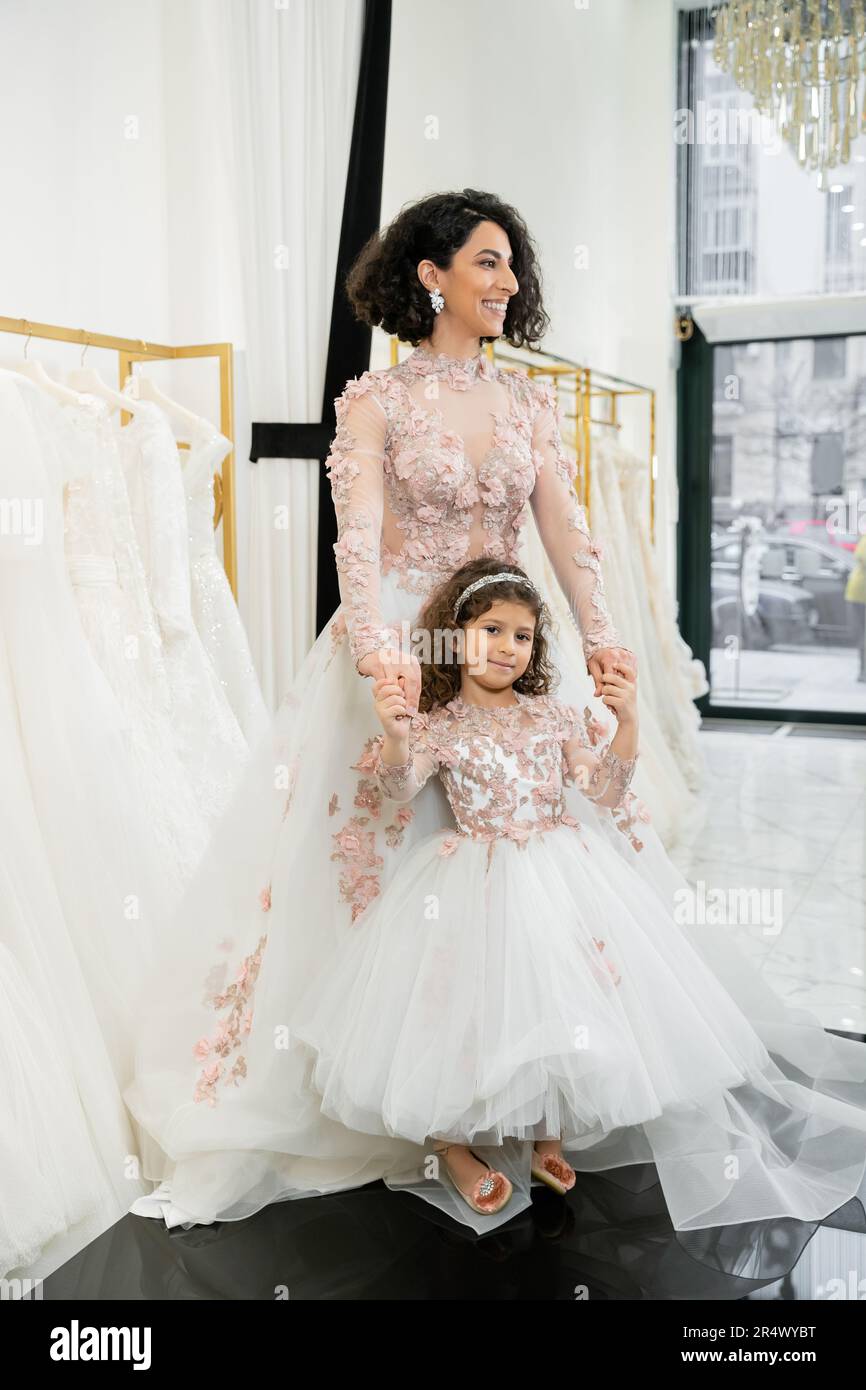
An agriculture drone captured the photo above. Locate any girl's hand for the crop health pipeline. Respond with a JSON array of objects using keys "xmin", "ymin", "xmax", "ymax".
[
  {"xmin": 588, "ymin": 646, "xmax": 637, "ymax": 700},
  {"xmin": 372, "ymin": 677, "xmax": 412, "ymax": 739},
  {"xmin": 599, "ymin": 667, "xmax": 637, "ymax": 726},
  {"xmin": 359, "ymin": 646, "xmax": 421, "ymax": 717}
]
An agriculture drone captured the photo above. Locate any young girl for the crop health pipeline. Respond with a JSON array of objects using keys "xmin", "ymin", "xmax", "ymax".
[
  {"xmin": 288, "ymin": 558, "xmax": 866, "ymax": 1232},
  {"xmin": 286, "ymin": 559, "xmax": 639, "ymax": 1214}
]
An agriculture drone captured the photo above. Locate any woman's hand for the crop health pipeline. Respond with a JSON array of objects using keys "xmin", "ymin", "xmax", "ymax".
[
  {"xmin": 372, "ymin": 677, "xmax": 413, "ymax": 741},
  {"xmin": 359, "ymin": 645, "xmax": 421, "ymax": 717},
  {"xmin": 599, "ymin": 666, "xmax": 638, "ymax": 727},
  {"xmin": 588, "ymin": 646, "xmax": 637, "ymax": 700}
]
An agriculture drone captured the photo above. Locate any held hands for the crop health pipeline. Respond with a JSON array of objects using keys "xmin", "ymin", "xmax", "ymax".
[
  {"xmin": 588, "ymin": 646, "xmax": 637, "ymax": 701},
  {"xmin": 372, "ymin": 677, "xmax": 413, "ymax": 741},
  {"xmin": 599, "ymin": 665, "xmax": 638, "ymax": 727},
  {"xmin": 358, "ymin": 646, "xmax": 421, "ymax": 717}
]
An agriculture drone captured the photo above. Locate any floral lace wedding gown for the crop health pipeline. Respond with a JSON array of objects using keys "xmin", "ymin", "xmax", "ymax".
[
  {"xmin": 61, "ymin": 393, "xmax": 210, "ymax": 905},
  {"xmin": 181, "ymin": 418, "xmax": 269, "ymax": 745},
  {"xmin": 119, "ymin": 400, "xmax": 250, "ymax": 826},
  {"xmin": 126, "ymin": 345, "xmax": 866, "ymax": 1242}
]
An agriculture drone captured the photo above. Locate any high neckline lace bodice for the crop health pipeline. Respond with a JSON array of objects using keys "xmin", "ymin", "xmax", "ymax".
[
  {"xmin": 446, "ymin": 690, "xmax": 528, "ymax": 720},
  {"xmin": 404, "ymin": 343, "xmax": 496, "ymax": 389}
]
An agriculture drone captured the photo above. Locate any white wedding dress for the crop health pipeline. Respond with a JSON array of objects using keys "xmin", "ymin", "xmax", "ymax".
[
  {"xmin": 125, "ymin": 345, "xmax": 866, "ymax": 1256},
  {"xmin": 119, "ymin": 400, "xmax": 250, "ymax": 825},
  {"xmin": 60, "ymin": 391, "xmax": 210, "ymax": 903},
  {"xmin": 181, "ymin": 418, "xmax": 269, "ymax": 744},
  {"xmin": 0, "ymin": 370, "xmax": 160, "ymax": 1271},
  {"xmin": 592, "ymin": 431, "xmax": 708, "ymax": 792},
  {"xmin": 0, "ymin": 941, "xmax": 104, "ymax": 1277}
]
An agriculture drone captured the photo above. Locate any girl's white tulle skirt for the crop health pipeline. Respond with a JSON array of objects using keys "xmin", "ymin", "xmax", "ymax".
[{"xmin": 125, "ymin": 566, "xmax": 866, "ymax": 1244}]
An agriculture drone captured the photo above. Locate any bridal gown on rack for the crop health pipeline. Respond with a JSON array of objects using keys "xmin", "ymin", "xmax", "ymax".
[
  {"xmin": 119, "ymin": 399, "xmax": 249, "ymax": 825},
  {"xmin": 591, "ymin": 430, "xmax": 707, "ymax": 793},
  {"xmin": 0, "ymin": 941, "xmax": 103, "ymax": 1277},
  {"xmin": 0, "ymin": 370, "xmax": 163, "ymax": 1271},
  {"xmin": 60, "ymin": 391, "xmax": 210, "ymax": 904},
  {"xmin": 126, "ymin": 345, "xmax": 866, "ymax": 1253},
  {"xmin": 180, "ymin": 417, "xmax": 269, "ymax": 744}
]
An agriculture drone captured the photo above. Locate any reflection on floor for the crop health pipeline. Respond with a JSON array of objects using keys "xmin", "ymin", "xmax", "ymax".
[
  {"xmin": 20, "ymin": 726, "xmax": 866, "ymax": 1301},
  {"xmin": 38, "ymin": 1166, "xmax": 866, "ymax": 1302}
]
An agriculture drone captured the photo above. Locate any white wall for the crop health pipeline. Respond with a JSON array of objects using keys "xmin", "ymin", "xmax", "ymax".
[
  {"xmin": 0, "ymin": 0, "xmax": 172, "ymax": 335},
  {"xmin": 381, "ymin": 0, "xmax": 681, "ymax": 589}
]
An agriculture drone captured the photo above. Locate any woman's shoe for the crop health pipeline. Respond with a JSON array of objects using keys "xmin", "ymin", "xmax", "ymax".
[
  {"xmin": 432, "ymin": 1141, "xmax": 513, "ymax": 1215},
  {"xmin": 531, "ymin": 1146, "xmax": 576, "ymax": 1195}
]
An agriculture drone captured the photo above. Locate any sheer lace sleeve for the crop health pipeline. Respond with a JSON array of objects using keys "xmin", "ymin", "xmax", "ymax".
[
  {"xmin": 528, "ymin": 379, "xmax": 632, "ymax": 669},
  {"xmin": 559, "ymin": 704, "xmax": 637, "ymax": 810},
  {"xmin": 325, "ymin": 373, "xmax": 399, "ymax": 671},
  {"xmin": 370, "ymin": 714, "xmax": 443, "ymax": 803}
]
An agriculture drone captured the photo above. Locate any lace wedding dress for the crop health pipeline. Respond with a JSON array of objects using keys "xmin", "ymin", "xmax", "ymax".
[
  {"xmin": 181, "ymin": 419, "xmax": 269, "ymax": 745},
  {"xmin": 0, "ymin": 370, "xmax": 158, "ymax": 1269},
  {"xmin": 124, "ymin": 344, "xmax": 866, "ymax": 1255},
  {"xmin": 60, "ymin": 392, "xmax": 210, "ymax": 902},
  {"xmin": 119, "ymin": 401, "xmax": 250, "ymax": 825}
]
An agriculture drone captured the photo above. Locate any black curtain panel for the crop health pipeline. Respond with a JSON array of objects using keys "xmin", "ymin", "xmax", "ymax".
[{"xmin": 249, "ymin": 0, "xmax": 392, "ymax": 637}]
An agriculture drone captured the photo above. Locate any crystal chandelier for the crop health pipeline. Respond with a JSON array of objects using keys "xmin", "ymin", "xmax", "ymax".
[{"xmin": 711, "ymin": 1, "xmax": 866, "ymax": 180}]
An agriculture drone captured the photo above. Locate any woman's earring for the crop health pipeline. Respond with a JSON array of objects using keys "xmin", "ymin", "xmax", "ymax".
[{"xmin": 429, "ymin": 287, "xmax": 444, "ymax": 314}]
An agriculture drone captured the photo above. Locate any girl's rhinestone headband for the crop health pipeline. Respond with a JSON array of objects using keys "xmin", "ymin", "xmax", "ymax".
[{"xmin": 452, "ymin": 572, "xmax": 539, "ymax": 620}]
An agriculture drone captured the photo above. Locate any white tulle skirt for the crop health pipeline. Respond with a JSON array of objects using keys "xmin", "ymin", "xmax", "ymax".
[{"xmin": 125, "ymin": 567, "xmax": 866, "ymax": 1242}]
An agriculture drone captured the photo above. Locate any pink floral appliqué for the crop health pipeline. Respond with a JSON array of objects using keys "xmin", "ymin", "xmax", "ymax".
[
  {"xmin": 582, "ymin": 707, "xmax": 610, "ymax": 746},
  {"xmin": 193, "ymin": 930, "xmax": 268, "ymax": 1105},
  {"xmin": 385, "ymin": 804, "xmax": 414, "ymax": 848},
  {"xmin": 330, "ymin": 813, "xmax": 384, "ymax": 922},
  {"xmin": 611, "ymin": 791, "xmax": 650, "ymax": 852}
]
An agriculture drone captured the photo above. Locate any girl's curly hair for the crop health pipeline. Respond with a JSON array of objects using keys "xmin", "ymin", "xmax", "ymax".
[
  {"xmin": 345, "ymin": 189, "xmax": 550, "ymax": 348},
  {"xmin": 414, "ymin": 559, "xmax": 558, "ymax": 713}
]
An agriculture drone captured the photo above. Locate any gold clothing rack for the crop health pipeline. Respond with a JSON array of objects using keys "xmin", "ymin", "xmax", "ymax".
[
  {"xmin": 490, "ymin": 346, "xmax": 657, "ymax": 545},
  {"xmin": 0, "ymin": 316, "xmax": 237, "ymax": 597},
  {"xmin": 389, "ymin": 337, "xmax": 656, "ymax": 543}
]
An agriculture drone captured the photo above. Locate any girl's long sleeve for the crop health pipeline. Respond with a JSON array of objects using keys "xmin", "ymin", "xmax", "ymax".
[
  {"xmin": 325, "ymin": 375, "xmax": 399, "ymax": 671},
  {"xmin": 370, "ymin": 719, "xmax": 443, "ymax": 803},
  {"xmin": 528, "ymin": 379, "xmax": 632, "ymax": 669},
  {"xmin": 560, "ymin": 706, "xmax": 638, "ymax": 810}
]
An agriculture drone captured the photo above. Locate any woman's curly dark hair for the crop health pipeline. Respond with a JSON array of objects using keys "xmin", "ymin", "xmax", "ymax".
[
  {"xmin": 345, "ymin": 189, "xmax": 549, "ymax": 348},
  {"xmin": 414, "ymin": 559, "xmax": 558, "ymax": 713}
]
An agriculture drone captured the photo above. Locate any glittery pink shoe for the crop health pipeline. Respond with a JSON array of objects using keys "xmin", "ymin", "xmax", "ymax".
[
  {"xmin": 433, "ymin": 1142, "xmax": 513, "ymax": 1215},
  {"xmin": 531, "ymin": 1147, "xmax": 576, "ymax": 1195}
]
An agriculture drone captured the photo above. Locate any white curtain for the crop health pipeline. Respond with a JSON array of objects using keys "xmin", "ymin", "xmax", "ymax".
[{"xmin": 163, "ymin": 0, "xmax": 366, "ymax": 710}]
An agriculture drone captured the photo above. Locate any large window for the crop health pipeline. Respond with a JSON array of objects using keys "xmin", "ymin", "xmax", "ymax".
[
  {"xmin": 677, "ymin": 8, "xmax": 866, "ymax": 299},
  {"xmin": 708, "ymin": 336, "xmax": 866, "ymax": 716}
]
